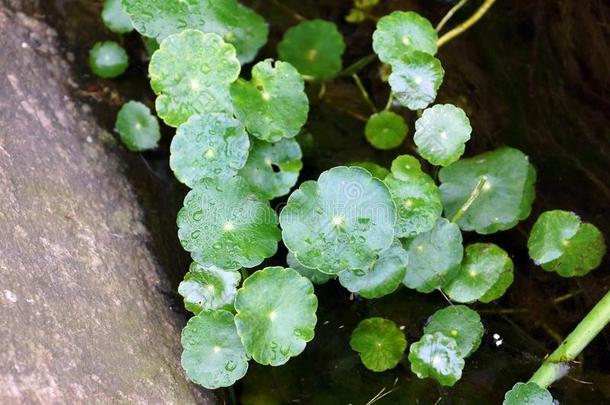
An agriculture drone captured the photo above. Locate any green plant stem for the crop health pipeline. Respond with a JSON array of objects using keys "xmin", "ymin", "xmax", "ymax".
[
  {"xmin": 384, "ymin": 93, "xmax": 393, "ymax": 111},
  {"xmin": 352, "ymin": 73, "xmax": 378, "ymax": 113},
  {"xmin": 529, "ymin": 290, "xmax": 610, "ymax": 388},
  {"xmin": 436, "ymin": 0, "xmax": 470, "ymax": 32},
  {"xmin": 339, "ymin": 53, "xmax": 377, "ymax": 77},
  {"xmin": 437, "ymin": 0, "xmax": 496, "ymax": 48},
  {"xmin": 450, "ymin": 177, "xmax": 487, "ymax": 223}
]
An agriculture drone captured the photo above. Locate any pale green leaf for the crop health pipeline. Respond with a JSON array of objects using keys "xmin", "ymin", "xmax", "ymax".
[
  {"xmin": 389, "ymin": 51, "xmax": 444, "ymax": 110},
  {"xmin": 102, "ymin": 0, "xmax": 133, "ymax": 34},
  {"xmin": 503, "ymin": 382, "xmax": 554, "ymax": 405},
  {"xmin": 286, "ymin": 251, "xmax": 333, "ymax": 285},
  {"xmin": 178, "ymin": 262, "xmax": 241, "ymax": 314},
  {"xmin": 424, "ymin": 305, "xmax": 483, "ymax": 358},
  {"xmin": 115, "ymin": 101, "xmax": 161, "ymax": 152},
  {"xmin": 408, "ymin": 332, "xmax": 464, "ymax": 387}
]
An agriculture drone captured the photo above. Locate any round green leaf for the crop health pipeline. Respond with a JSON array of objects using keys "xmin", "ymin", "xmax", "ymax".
[
  {"xmin": 408, "ymin": 332, "xmax": 464, "ymax": 387},
  {"xmin": 170, "ymin": 113, "xmax": 249, "ymax": 187},
  {"xmin": 439, "ymin": 147, "xmax": 537, "ymax": 234},
  {"xmin": 234, "ymin": 267, "xmax": 318, "ymax": 366},
  {"xmin": 339, "ymin": 240, "xmax": 408, "ymax": 299},
  {"xmin": 424, "ymin": 305, "xmax": 483, "ymax": 358},
  {"xmin": 503, "ymin": 382, "xmax": 554, "ymax": 405},
  {"xmin": 350, "ymin": 317, "xmax": 407, "ymax": 372},
  {"xmin": 277, "ymin": 19, "xmax": 346, "ymax": 81},
  {"xmin": 528, "ymin": 210, "xmax": 606, "ymax": 277},
  {"xmin": 115, "ymin": 101, "xmax": 161, "ymax": 152},
  {"xmin": 231, "ymin": 59, "xmax": 309, "ymax": 142},
  {"xmin": 372, "ymin": 11, "xmax": 438, "ymax": 64},
  {"xmin": 280, "ymin": 166, "xmax": 396, "ymax": 275},
  {"xmin": 365, "ymin": 111, "xmax": 409, "ymax": 150},
  {"xmin": 122, "ymin": 0, "xmax": 268, "ymax": 63},
  {"xmin": 348, "ymin": 161, "xmax": 390, "ymax": 180},
  {"xmin": 178, "ymin": 262, "xmax": 241, "ymax": 314},
  {"xmin": 102, "ymin": 0, "xmax": 133, "ymax": 34},
  {"xmin": 414, "ymin": 104, "xmax": 472, "ymax": 166},
  {"xmin": 181, "ymin": 309, "xmax": 249, "ymax": 389},
  {"xmin": 402, "ymin": 218, "xmax": 463, "ymax": 293},
  {"xmin": 389, "ymin": 51, "xmax": 444, "ymax": 110},
  {"xmin": 444, "ymin": 243, "xmax": 514, "ymax": 303},
  {"xmin": 286, "ymin": 251, "xmax": 333, "ymax": 285},
  {"xmin": 149, "ymin": 30, "xmax": 240, "ymax": 127},
  {"xmin": 177, "ymin": 176, "xmax": 281, "ymax": 270},
  {"xmin": 88, "ymin": 41, "xmax": 129, "ymax": 79},
  {"xmin": 390, "ymin": 154, "xmax": 423, "ymax": 179}
]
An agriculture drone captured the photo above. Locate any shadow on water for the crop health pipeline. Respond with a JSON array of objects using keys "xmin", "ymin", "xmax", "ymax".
[{"xmin": 23, "ymin": 0, "xmax": 610, "ymax": 403}]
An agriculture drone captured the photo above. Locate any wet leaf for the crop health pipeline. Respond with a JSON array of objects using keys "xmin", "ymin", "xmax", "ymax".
[
  {"xmin": 234, "ymin": 267, "xmax": 317, "ymax": 366},
  {"xmin": 503, "ymin": 382, "xmax": 554, "ymax": 405},
  {"xmin": 286, "ymin": 251, "xmax": 333, "ymax": 285},
  {"xmin": 365, "ymin": 111, "xmax": 409, "ymax": 150},
  {"xmin": 348, "ymin": 161, "xmax": 390, "ymax": 180},
  {"xmin": 350, "ymin": 317, "xmax": 407, "ymax": 372},
  {"xmin": 389, "ymin": 51, "xmax": 444, "ymax": 110},
  {"xmin": 424, "ymin": 305, "xmax": 483, "ymax": 358},
  {"xmin": 115, "ymin": 101, "xmax": 161, "ymax": 152},
  {"xmin": 408, "ymin": 332, "xmax": 464, "ymax": 387},
  {"xmin": 389, "ymin": 154, "xmax": 423, "ymax": 180},
  {"xmin": 102, "ymin": 0, "xmax": 133, "ymax": 34},
  {"xmin": 178, "ymin": 262, "xmax": 241, "ymax": 314},
  {"xmin": 88, "ymin": 41, "xmax": 129, "ymax": 79}
]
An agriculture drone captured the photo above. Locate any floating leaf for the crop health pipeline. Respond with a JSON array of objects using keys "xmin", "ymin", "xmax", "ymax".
[
  {"xmin": 349, "ymin": 161, "xmax": 390, "ymax": 180},
  {"xmin": 181, "ymin": 309, "xmax": 249, "ymax": 389},
  {"xmin": 234, "ymin": 267, "xmax": 317, "ymax": 366},
  {"xmin": 365, "ymin": 111, "xmax": 409, "ymax": 150},
  {"xmin": 177, "ymin": 176, "xmax": 280, "ymax": 270},
  {"xmin": 277, "ymin": 19, "xmax": 346, "ymax": 81},
  {"xmin": 444, "ymin": 243, "xmax": 514, "ymax": 303},
  {"xmin": 339, "ymin": 240, "xmax": 408, "ymax": 298},
  {"xmin": 423, "ymin": 305, "xmax": 483, "ymax": 358},
  {"xmin": 402, "ymin": 218, "xmax": 463, "ymax": 293},
  {"xmin": 503, "ymin": 382, "xmax": 554, "ymax": 405},
  {"xmin": 231, "ymin": 59, "xmax": 309, "ymax": 142},
  {"xmin": 149, "ymin": 30, "xmax": 240, "ymax": 127},
  {"xmin": 115, "ymin": 101, "xmax": 161, "ymax": 152},
  {"xmin": 88, "ymin": 41, "xmax": 129, "ymax": 79},
  {"xmin": 390, "ymin": 154, "xmax": 423, "ymax": 179},
  {"xmin": 170, "ymin": 113, "xmax": 249, "ymax": 187},
  {"xmin": 287, "ymin": 251, "xmax": 333, "ymax": 285},
  {"xmin": 439, "ymin": 147, "xmax": 537, "ymax": 234},
  {"xmin": 102, "ymin": 0, "xmax": 133, "ymax": 34},
  {"xmin": 389, "ymin": 51, "xmax": 444, "ymax": 110},
  {"xmin": 414, "ymin": 104, "xmax": 472, "ymax": 166},
  {"xmin": 372, "ymin": 11, "xmax": 438, "ymax": 64},
  {"xmin": 122, "ymin": 0, "xmax": 268, "ymax": 63},
  {"xmin": 178, "ymin": 262, "xmax": 241, "ymax": 314},
  {"xmin": 280, "ymin": 166, "xmax": 396, "ymax": 275},
  {"xmin": 528, "ymin": 210, "xmax": 606, "ymax": 277},
  {"xmin": 350, "ymin": 317, "xmax": 407, "ymax": 372},
  {"xmin": 408, "ymin": 332, "xmax": 464, "ymax": 387}
]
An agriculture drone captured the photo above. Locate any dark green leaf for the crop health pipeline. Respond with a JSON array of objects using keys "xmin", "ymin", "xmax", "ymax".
[{"xmin": 350, "ymin": 317, "xmax": 407, "ymax": 372}]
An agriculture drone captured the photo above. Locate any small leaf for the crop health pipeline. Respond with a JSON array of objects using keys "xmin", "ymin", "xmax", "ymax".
[
  {"xmin": 528, "ymin": 210, "xmax": 606, "ymax": 277},
  {"xmin": 503, "ymin": 382, "xmax": 554, "ymax": 405},
  {"xmin": 390, "ymin": 154, "xmax": 423, "ymax": 180},
  {"xmin": 178, "ymin": 262, "xmax": 241, "ymax": 314},
  {"xmin": 231, "ymin": 59, "xmax": 309, "ymax": 142},
  {"xmin": 408, "ymin": 332, "xmax": 464, "ymax": 387},
  {"xmin": 149, "ymin": 30, "xmax": 240, "ymax": 127},
  {"xmin": 365, "ymin": 111, "xmax": 409, "ymax": 150},
  {"xmin": 181, "ymin": 309, "xmax": 249, "ymax": 389},
  {"xmin": 423, "ymin": 305, "xmax": 483, "ymax": 358},
  {"xmin": 170, "ymin": 113, "xmax": 250, "ymax": 187},
  {"xmin": 389, "ymin": 51, "xmax": 444, "ymax": 110},
  {"xmin": 234, "ymin": 267, "xmax": 318, "ymax": 366},
  {"xmin": 177, "ymin": 176, "xmax": 281, "ymax": 270},
  {"xmin": 280, "ymin": 166, "xmax": 396, "ymax": 275},
  {"xmin": 277, "ymin": 19, "xmax": 346, "ymax": 81},
  {"xmin": 287, "ymin": 251, "xmax": 334, "ymax": 285},
  {"xmin": 102, "ymin": 0, "xmax": 133, "ymax": 34},
  {"xmin": 339, "ymin": 240, "xmax": 408, "ymax": 298},
  {"xmin": 414, "ymin": 104, "xmax": 472, "ymax": 166},
  {"xmin": 444, "ymin": 243, "xmax": 514, "ymax": 303},
  {"xmin": 88, "ymin": 41, "xmax": 129, "ymax": 79},
  {"xmin": 439, "ymin": 147, "xmax": 537, "ymax": 234},
  {"xmin": 115, "ymin": 101, "xmax": 161, "ymax": 152},
  {"xmin": 350, "ymin": 317, "xmax": 407, "ymax": 372},
  {"xmin": 348, "ymin": 161, "xmax": 390, "ymax": 180},
  {"xmin": 372, "ymin": 11, "xmax": 438, "ymax": 64},
  {"xmin": 402, "ymin": 218, "xmax": 463, "ymax": 293}
]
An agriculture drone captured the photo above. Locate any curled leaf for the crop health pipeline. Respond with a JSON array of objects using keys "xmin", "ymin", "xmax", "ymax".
[
  {"xmin": 423, "ymin": 305, "xmax": 483, "ymax": 358},
  {"xmin": 408, "ymin": 332, "xmax": 464, "ymax": 387},
  {"xmin": 178, "ymin": 262, "xmax": 241, "ymax": 314},
  {"xmin": 287, "ymin": 251, "xmax": 333, "ymax": 285}
]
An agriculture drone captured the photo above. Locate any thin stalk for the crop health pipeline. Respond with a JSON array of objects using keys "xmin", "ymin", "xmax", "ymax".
[
  {"xmin": 437, "ymin": 0, "xmax": 497, "ymax": 48},
  {"xmin": 451, "ymin": 177, "xmax": 487, "ymax": 223},
  {"xmin": 271, "ymin": 0, "xmax": 305, "ymax": 21},
  {"xmin": 339, "ymin": 53, "xmax": 377, "ymax": 77},
  {"xmin": 436, "ymin": 0, "xmax": 470, "ymax": 32},
  {"xmin": 352, "ymin": 73, "xmax": 378, "ymax": 113},
  {"xmin": 384, "ymin": 93, "xmax": 394, "ymax": 111},
  {"xmin": 529, "ymin": 290, "xmax": 610, "ymax": 388}
]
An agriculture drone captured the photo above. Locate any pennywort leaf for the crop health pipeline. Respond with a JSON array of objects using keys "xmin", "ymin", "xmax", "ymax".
[
  {"xmin": 365, "ymin": 111, "xmax": 409, "ymax": 150},
  {"xmin": 350, "ymin": 317, "xmax": 407, "ymax": 372},
  {"xmin": 389, "ymin": 51, "xmax": 444, "ymax": 110},
  {"xmin": 423, "ymin": 305, "xmax": 483, "ymax": 358},
  {"xmin": 178, "ymin": 262, "xmax": 241, "ymax": 314},
  {"xmin": 408, "ymin": 332, "xmax": 465, "ymax": 387},
  {"xmin": 88, "ymin": 41, "xmax": 129, "ymax": 79},
  {"xmin": 349, "ymin": 161, "xmax": 390, "ymax": 180},
  {"xmin": 287, "ymin": 251, "xmax": 334, "ymax": 285},
  {"xmin": 115, "ymin": 101, "xmax": 161, "ymax": 152},
  {"xmin": 102, "ymin": 0, "xmax": 133, "ymax": 34},
  {"xmin": 503, "ymin": 382, "xmax": 554, "ymax": 405}
]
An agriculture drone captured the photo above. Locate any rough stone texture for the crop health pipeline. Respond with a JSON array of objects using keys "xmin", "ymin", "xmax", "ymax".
[{"xmin": 0, "ymin": 8, "xmax": 213, "ymax": 404}]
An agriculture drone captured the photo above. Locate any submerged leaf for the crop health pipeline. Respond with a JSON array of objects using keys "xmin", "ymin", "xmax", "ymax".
[
  {"xmin": 408, "ymin": 332, "xmax": 464, "ymax": 387},
  {"xmin": 234, "ymin": 267, "xmax": 317, "ymax": 366},
  {"xmin": 115, "ymin": 101, "xmax": 161, "ymax": 152},
  {"xmin": 365, "ymin": 111, "xmax": 409, "ymax": 150},
  {"xmin": 89, "ymin": 41, "xmax": 129, "ymax": 79},
  {"xmin": 102, "ymin": 0, "xmax": 133, "ymax": 34},
  {"xmin": 350, "ymin": 317, "xmax": 407, "ymax": 372},
  {"xmin": 178, "ymin": 262, "xmax": 241, "ymax": 314},
  {"xmin": 389, "ymin": 51, "xmax": 444, "ymax": 110},
  {"xmin": 286, "ymin": 252, "xmax": 333, "ymax": 285},
  {"xmin": 424, "ymin": 305, "xmax": 483, "ymax": 358},
  {"xmin": 503, "ymin": 382, "xmax": 554, "ymax": 405}
]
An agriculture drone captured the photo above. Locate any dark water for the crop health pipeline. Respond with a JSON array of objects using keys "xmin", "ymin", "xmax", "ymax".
[{"xmin": 20, "ymin": 0, "xmax": 610, "ymax": 403}]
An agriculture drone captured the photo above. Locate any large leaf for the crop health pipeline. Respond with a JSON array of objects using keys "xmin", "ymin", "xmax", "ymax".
[
  {"xmin": 439, "ymin": 147, "xmax": 537, "ymax": 234},
  {"xmin": 178, "ymin": 262, "xmax": 241, "ymax": 314},
  {"xmin": 280, "ymin": 166, "xmax": 396, "ymax": 274},
  {"xmin": 350, "ymin": 317, "xmax": 407, "ymax": 372},
  {"xmin": 177, "ymin": 176, "xmax": 281, "ymax": 270},
  {"xmin": 388, "ymin": 51, "xmax": 444, "ymax": 110},
  {"xmin": 503, "ymin": 382, "xmax": 554, "ymax": 405},
  {"xmin": 149, "ymin": 30, "xmax": 240, "ymax": 127},
  {"xmin": 170, "ymin": 113, "xmax": 249, "ymax": 187},
  {"xmin": 181, "ymin": 310, "xmax": 249, "ymax": 389},
  {"xmin": 115, "ymin": 101, "xmax": 161, "ymax": 152},
  {"xmin": 122, "ymin": 0, "xmax": 268, "ymax": 63},
  {"xmin": 365, "ymin": 111, "xmax": 409, "ymax": 150},
  {"xmin": 408, "ymin": 332, "xmax": 464, "ymax": 387},
  {"xmin": 423, "ymin": 305, "xmax": 483, "ymax": 358},
  {"xmin": 234, "ymin": 267, "xmax": 317, "ymax": 366}
]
